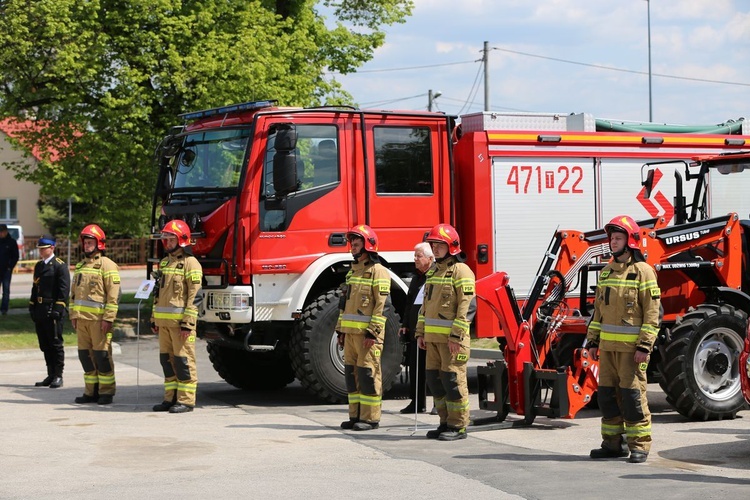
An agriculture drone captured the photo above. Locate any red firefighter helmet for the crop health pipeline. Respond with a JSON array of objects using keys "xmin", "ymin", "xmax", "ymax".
[
  {"xmin": 80, "ymin": 224, "xmax": 106, "ymax": 251},
  {"xmin": 161, "ymin": 219, "xmax": 192, "ymax": 247},
  {"xmin": 346, "ymin": 224, "xmax": 378, "ymax": 252},
  {"xmin": 604, "ymin": 215, "xmax": 641, "ymax": 250},
  {"xmin": 426, "ymin": 223, "xmax": 461, "ymax": 255}
]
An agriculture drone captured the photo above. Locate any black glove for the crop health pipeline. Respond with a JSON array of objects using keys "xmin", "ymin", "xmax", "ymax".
[
  {"xmin": 28, "ymin": 305, "xmax": 34, "ymax": 321},
  {"xmin": 51, "ymin": 304, "xmax": 65, "ymax": 321}
]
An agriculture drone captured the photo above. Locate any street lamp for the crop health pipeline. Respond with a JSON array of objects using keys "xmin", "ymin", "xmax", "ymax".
[{"xmin": 428, "ymin": 89, "xmax": 442, "ymax": 111}]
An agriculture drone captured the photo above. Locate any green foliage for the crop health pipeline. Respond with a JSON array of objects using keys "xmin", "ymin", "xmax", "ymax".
[{"xmin": 0, "ymin": 0, "xmax": 413, "ymax": 236}]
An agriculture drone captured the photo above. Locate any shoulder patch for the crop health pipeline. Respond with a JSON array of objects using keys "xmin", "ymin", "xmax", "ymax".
[
  {"xmin": 55, "ymin": 258, "xmax": 65, "ymax": 264},
  {"xmin": 600, "ymin": 269, "xmax": 610, "ymax": 279}
]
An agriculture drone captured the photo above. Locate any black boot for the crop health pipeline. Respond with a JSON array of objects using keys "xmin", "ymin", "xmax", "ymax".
[
  {"xmin": 49, "ymin": 376, "xmax": 63, "ymax": 388},
  {"xmin": 353, "ymin": 421, "xmax": 379, "ymax": 431},
  {"xmin": 590, "ymin": 445, "xmax": 629, "ymax": 459},
  {"xmin": 97, "ymin": 395, "xmax": 114, "ymax": 405},
  {"xmin": 426, "ymin": 423, "xmax": 449, "ymax": 439},
  {"xmin": 628, "ymin": 451, "xmax": 648, "ymax": 463},
  {"xmin": 438, "ymin": 427, "xmax": 467, "ymax": 441},
  {"xmin": 169, "ymin": 404, "xmax": 194, "ymax": 413},
  {"xmin": 35, "ymin": 376, "xmax": 53, "ymax": 387},
  {"xmin": 152, "ymin": 401, "xmax": 175, "ymax": 412},
  {"xmin": 340, "ymin": 418, "xmax": 358, "ymax": 430},
  {"xmin": 75, "ymin": 394, "xmax": 99, "ymax": 404}
]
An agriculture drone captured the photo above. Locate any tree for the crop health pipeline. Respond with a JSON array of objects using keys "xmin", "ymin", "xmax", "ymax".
[{"xmin": 0, "ymin": 0, "xmax": 413, "ymax": 236}]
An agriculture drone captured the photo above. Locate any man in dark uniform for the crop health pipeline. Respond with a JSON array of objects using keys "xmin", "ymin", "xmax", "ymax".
[
  {"xmin": 0, "ymin": 223, "xmax": 19, "ymax": 315},
  {"xmin": 30, "ymin": 235, "xmax": 70, "ymax": 388}
]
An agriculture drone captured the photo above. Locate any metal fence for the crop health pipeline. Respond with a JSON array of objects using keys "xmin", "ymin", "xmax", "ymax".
[{"xmin": 19, "ymin": 237, "xmax": 150, "ymax": 269}]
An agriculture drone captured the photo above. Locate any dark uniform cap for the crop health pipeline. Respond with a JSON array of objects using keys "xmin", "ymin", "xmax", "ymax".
[
  {"xmin": 37, "ymin": 234, "xmax": 56, "ymax": 248},
  {"xmin": 0, "ymin": 224, "xmax": 7, "ymax": 231}
]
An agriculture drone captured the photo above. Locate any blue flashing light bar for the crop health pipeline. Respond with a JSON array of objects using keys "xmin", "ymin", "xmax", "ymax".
[{"xmin": 179, "ymin": 100, "xmax": 278, "ymax": 121}]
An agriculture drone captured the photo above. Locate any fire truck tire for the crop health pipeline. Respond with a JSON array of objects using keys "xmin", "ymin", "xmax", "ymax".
[
  {"xmin": 658, "ymin": 304, "xmax": 748, "ymax": 420},
  {"xmin": 206, "ymin": 342, "xmax": 295, "ymax": 391},
  {"xmin": 289, "ymin": 289, "xmax": 402, "ymax": 404}
]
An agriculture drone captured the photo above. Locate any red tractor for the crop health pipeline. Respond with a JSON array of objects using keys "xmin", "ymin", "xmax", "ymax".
[{"xmin": 476, "ymin": 151, "xmax": 750, "ymax": 423}]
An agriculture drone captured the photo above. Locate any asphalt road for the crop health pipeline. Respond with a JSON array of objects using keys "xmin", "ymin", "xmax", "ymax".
[{"xmin": 1, "ymin": 336, "xmax": 749, "ymax": 500}]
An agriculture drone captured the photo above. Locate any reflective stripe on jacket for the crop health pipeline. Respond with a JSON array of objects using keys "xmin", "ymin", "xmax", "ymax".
[
  {"xmin": 335, "ymin": 257, "xmax": 390, "ymax": 342},
  {"xmin": 151, "ymin": 249, "xmax": 203, "ymax": 331},
  {"xmin": 415, "ymin": 256, "xmax": 475, "ymax": 344},
  {"xmin": 69, "ymin": 254, "xmax": 121, "ymax": 322},
  {"xmin": 587, "ymin": 258, "xmax": 661, "ymax": 353}
]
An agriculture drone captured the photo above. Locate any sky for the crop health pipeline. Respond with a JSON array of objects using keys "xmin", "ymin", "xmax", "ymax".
[{"xmin": 331, "ymin": 0, "xmax": 750, "ymax": 126}]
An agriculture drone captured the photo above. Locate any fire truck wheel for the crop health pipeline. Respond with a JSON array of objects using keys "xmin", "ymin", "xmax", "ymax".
[
  {"xmin": 206, "ymin": 342, "xmax": 295, "ymax": 391},
  {"xmin": 659, "ymin": 304, "xmax": 748, "ymax": 420},
  {"xmin": 290, "ymin": 288, "xmax": 402, "ymax": 404}
]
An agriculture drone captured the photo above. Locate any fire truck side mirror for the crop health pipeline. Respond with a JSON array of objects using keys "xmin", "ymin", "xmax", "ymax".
[
  {"xmin": 273, "ymin": 152, "xmax": 298, "ymax": 196},
  {"xmin": 642, "ymin": 168, "xmax": 655, "ymax": 199},
  {"xmin": 272, "ymin": 124, "xmax": 299, "ymax": 197}
]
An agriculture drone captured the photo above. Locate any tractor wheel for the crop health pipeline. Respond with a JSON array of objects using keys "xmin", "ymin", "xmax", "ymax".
[
  {"xmin": 206, "ymin": 341, "xmax": 295, "ymax": 391},
  {"xmin": 659, "ymin": 304, "xmax": 748, "ymax": 420},
  {"xmin": 289, "ymin": 288, "xmax": 402, "ymax": 403}
]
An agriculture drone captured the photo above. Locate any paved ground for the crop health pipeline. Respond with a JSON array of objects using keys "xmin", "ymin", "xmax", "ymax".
[{"xmin": 2, "ymin": 335, "xmax": 750, "ymax": 500}]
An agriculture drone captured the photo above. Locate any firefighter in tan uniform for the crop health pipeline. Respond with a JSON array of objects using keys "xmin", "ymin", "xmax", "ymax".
[
  {"xmin": 415, "ymin": 224, "xmax": 476, "ymax": 441},
  {"xmin": 587, "ymin": 215, "xmax": 661, "ymax": 464},
  {"xmin": 337, "ymin": 224, "xmax": 391, "ymax": 431},
  {"xmin": 150, "ymin": 220, "xmax": 203, "ymax": 414},
  {"xmin": 70, "ymin": 224, "xmax": 121, "ymax": 405}
]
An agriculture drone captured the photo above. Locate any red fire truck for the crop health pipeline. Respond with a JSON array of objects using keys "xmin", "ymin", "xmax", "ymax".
[{"xmin": 150, "ymin": 101, "xmax": 750, "ymax": 416}]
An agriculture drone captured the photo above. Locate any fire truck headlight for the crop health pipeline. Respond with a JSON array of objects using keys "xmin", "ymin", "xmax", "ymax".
[
  {"xmin": 188, "ymin": 213, "xmax": 202, "ymax": 232},
  {"xmin": 207, "ymin": 291, "xmax": 251, "ymax": 312}
]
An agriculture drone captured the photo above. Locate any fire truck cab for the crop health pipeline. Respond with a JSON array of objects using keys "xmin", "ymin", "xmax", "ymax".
[{"xmin": 152, "ymin": 101, "xmax": 455, "ymax": 402}]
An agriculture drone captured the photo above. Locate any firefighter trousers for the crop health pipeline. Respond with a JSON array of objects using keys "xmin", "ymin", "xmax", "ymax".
[
  {"xmin": 158, "ymin": 324, "xmax": 198, "ymax": 407},
  {"xmin": 598, "ymin": 350, "xmax": 652, "ymax": 453},
  {"xmin": 343, "ymin": 333, "xmax": 382, "ymax": 423},
  {"xmin": 424, "ymin": 341, "xmax": 470, "ymax": 429},
  {"xmin": 76, "ymin": 318, "xmax": 116, "ymax": 396}
]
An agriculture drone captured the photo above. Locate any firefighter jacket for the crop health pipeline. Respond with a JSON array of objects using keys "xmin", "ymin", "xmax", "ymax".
[
  {"xmin": 70, "ymin": 253, "xmax": 121, "ymax": 322},
  {"xmin": 30, "ymin": 255, "xmax": 70, "ymax": 320},
  {"xmin": 415, "ymin": 256, "xmax": 476, "ymax": 344},
  {"xmin": 335, "ymin": 256, "xmax": 391, "ymax": 343},
  {"xmin": 586, "ymin": 257, "xmax": 661, "ymax": 353},
  {"xmin": 151, "ymin": 249, "xmax": 203, "ymax": 332}
]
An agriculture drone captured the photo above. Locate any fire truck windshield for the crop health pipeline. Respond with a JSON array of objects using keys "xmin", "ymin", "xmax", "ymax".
[{"xmin": 172, "ymin": 128, "xmax": 250, "ymax": 190}]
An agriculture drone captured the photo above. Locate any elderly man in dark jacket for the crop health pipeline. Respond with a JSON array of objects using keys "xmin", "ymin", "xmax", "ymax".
[{"xmin": 0, "ymin": 224, "xmax": 19, "ymax": 315}]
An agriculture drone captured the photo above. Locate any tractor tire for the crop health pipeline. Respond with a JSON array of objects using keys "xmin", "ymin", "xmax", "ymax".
[
  {"xmin": 658, "ymin": 304, "xmax": 748, "ymax": 420},
  {"xmin": 289, "ymin": 289, "xmax": 402, "ymax": 403},
  {"xmin": 206, "ymin": 341, "xmax": 295, "ymax": 391}
]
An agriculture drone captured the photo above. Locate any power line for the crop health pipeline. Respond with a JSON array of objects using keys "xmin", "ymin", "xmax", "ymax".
[
  {"xmin": 358, "ymin": 93, "xmax": 425, "ymax": 107},
  {"xmin": 334, "ymin": 59, "xmax": 478, "ymax": 74},
  {"xmin": 492, "ymin": 46, "xmax": 750, "ymax": 87}
]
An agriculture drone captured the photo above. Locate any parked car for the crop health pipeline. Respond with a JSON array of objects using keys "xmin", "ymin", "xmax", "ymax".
[{"xmin": 6, "ymin": 224, "xmax": 24, "ymax": 259}]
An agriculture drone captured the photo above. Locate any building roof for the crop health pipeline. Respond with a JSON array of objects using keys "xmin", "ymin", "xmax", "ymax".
[{"xmin": 0, "ymin": 117, "xmax": 63, "ymax": 162}]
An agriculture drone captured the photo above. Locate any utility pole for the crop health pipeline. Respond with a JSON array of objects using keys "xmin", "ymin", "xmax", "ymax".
[
  {"xmin": 483, "ymin": 41, "xmax": 490, "ymax": 111},
  {"xmin": 428, "ymin": 89, "xmax": 441, "ymax": 111},
  {"xmin": 647, "ymin": 0, "xmax": 653, "ymax": 122}
]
